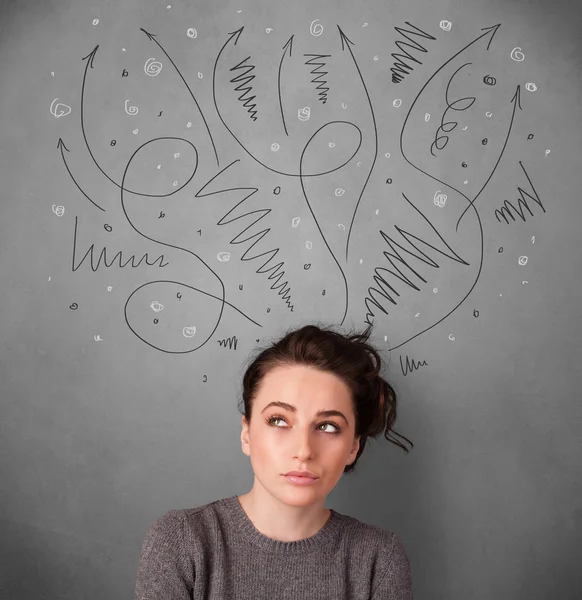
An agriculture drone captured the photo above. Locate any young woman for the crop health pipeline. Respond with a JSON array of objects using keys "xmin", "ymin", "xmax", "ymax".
[{"xmin": 135, "ymin": 324, "xmax": 414, "ymax": 599}]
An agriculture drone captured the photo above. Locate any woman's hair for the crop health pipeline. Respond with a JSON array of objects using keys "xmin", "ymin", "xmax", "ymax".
[{"xmin": 238, "ymin": 323, "xmax": 413, "ymax": 474}]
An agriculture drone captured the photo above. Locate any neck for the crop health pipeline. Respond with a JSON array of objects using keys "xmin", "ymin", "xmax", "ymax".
[{"xmin": 238, "ymin": 486, "xmax": 331, "ymax": 542}]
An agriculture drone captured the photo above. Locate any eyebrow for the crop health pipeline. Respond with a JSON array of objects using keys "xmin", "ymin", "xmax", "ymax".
[{"xmin": 261, "ymin": 401, "xmax": 349, "ymax": 426}]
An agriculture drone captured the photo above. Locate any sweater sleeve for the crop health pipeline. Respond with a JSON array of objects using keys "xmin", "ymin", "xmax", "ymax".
[
  {"xmin": 371, "ymin": 532, "xmax": 414, "ymax": 600},
  {"xmin": 134, "ymin": 510, "xmax": 195, "ymax": 600}
]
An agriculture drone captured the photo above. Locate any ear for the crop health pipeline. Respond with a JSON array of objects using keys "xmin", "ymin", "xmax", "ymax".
[
  {"xmin": 240, "ymin": 416, "xmax": 250, "ymax": 455},
  {"xmin": 350, "ymin": 436, "xmax": 360, "ymax": 458}
]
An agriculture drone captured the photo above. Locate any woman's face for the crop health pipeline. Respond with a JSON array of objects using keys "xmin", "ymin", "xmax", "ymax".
[{"xmin": 241, "ymin": 364, "xmax": 361, "ymax": 506}]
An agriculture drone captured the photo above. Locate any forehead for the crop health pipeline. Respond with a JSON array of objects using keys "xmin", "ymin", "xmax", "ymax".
[{"xmin": 256, "ymin": 364, "xmax": 352, "ymax": 405}]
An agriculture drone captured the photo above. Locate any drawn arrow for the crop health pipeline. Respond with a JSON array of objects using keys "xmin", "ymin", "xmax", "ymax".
[
  {"xmin": 278, "ymin": 35, "xmax": 294, "ymax": 136},
  {"xmin": 57, "ymin": 138, "xmax": 105, "ymax": 212},
  {"xmin": 139, "ymin": 27, "xmax": 219, "ymax": 167},
  {"xmin": 455, "ymin": 84, "xmax": 522, "ymax": 229},
  {"xmin": 213, "ymin": 27, "xmax": 359, "ymax": 178},
  {"xmin": 337, "ymin": 25, "xmax": 378, "ymax": 262},
  {"xmin": 387, "ymin": 25, "xmax": 520, "ymax": 351},
  {"xmin": 80, "ymin": 45, "xmax": 199, "ymax": 197}
]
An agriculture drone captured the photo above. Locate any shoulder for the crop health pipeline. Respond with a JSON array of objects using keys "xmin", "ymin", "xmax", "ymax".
[
  {"xmin": 142, "ymin": 498, "xmax": 223, "ymax": 548},
  {"xmin": 336, "ymin": 512, "xmax": 411, "ymax": 569}
]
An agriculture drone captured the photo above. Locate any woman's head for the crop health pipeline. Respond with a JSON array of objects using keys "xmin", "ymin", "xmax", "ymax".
[{"xmin": 239, "ymin": 323, "xmax": 413, "ymax": 504}]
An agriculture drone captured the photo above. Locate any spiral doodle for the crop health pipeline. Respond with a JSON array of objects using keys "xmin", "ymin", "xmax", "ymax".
[
  {"xmin": 144, "ymin": 58, "xmax": 163, "ymax": 76},
  {"xmin": 124, "ymin": 99, "xmax": 139, "ymax": 115},
  {"xmin": 433, "ymin": 190, "xmax": 447, "ymax": 208},
  {"xmin": 310, "ymin": 19, "xmax": 323, "ymax": 36},
  {"xmin": 510, "ymin": 47, "xmax": 525, "ymax": 61},
  {"xmin": 49, "ymin": 98, "xmax": 72, "ymax": 118},
  {"xmin": 150, "ymin": 301, "xmax": 164, "ymax": 312}
]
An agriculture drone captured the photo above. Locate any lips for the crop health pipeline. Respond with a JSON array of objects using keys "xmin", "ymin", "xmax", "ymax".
[{"xmin": 284, "ymin": 470, "xmax": 318, "ymax": 478}]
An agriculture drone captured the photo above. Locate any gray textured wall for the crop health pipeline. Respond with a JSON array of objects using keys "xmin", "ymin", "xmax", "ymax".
[{"xmin": 1, "ymin": 0, "xmax": 581, "ymax": 598}]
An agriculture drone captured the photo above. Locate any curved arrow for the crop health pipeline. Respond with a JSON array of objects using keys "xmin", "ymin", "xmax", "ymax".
[
  {"xmin": 140, "ymin": 28, "xmax": 219, "ymax": 167},
  {"xmin": 119, "ymin": 140, "xmax": 262, "ymax": 354},
  {"xmin": 212, "ymin": 27, "xmax": 360, "ymax": 178},
  {"xmin": 392, "ymin": 27, "xmax": 525, "ymax": 351},
  {"xmin": 278, "ymin": 35, "xmax": 294, "ymax": 136},
  {"xmin": 57, "ymin": 138, "xmax": 105, "ymax": 212},
  {"xmin": 455, "ymin": 85, "xmax": 522, "ymax": 229},
  {"xmin": 337, "ymin": 25, "xmax": 379, "ymax": 262}
]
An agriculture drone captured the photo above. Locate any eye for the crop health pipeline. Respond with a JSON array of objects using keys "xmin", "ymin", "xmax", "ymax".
[{"xmin": 266, "ymin": 415, "xmax": 341, "ymax": 434}]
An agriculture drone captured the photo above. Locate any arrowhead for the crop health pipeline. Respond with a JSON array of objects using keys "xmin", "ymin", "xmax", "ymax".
[
  {"xmin": 337, "ymin": 25, "xmax": 355, "ymax": 51},
  {"xmin": 57, "ymin": 138, "xmax": 70, "ymax": 152},
  {"xmin": 81, "ymin": 45, "xmax": 99, "ymax": 68},
  {"xmin": 282, "ymin": 35, "xmax": 294, "ymax": 56},
  {"xmin": 480, "ymin": 24, "xmax": 501, "ymax": 50},
  {"xmin": 140, "ymin": 27, "xmax": 157, "ymax": 41},
  {"xmin": 227, "ymin": 26, "xmax": 244, "ymax": 45},
  {"xmin": 511, "ymin": 85, "xmax": 522, "ymax": 110}
]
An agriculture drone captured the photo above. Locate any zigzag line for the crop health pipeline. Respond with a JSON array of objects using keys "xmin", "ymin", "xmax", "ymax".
[
  {"xmin": 304, "ymin": 54, "xmax": 331, "ymax": 104},
  {"xmin": 72, "ymin": 217, "xmax": 168, "ymax": 272},
  {"xmin": 399, "ymin": 355, "xmax": 428, "ymax": 376},
  {"xmin": 195, "ymin": 161, "xmax": 294, "ymax": 311},
  {"xmin": 364, "ymin": 193, "xmax": 468, "ymax": 324},
  {"xmin": 390, "ymin": 22, "xmax": 436, "ymax": 84},
  {"xmin": 495, "ymin": 161, "xmax": 546, "ymax": 224},
  {"xmin": 230, "ymin": 56, "xmax": 258, "ymax": 121},
  {"xmin": 217, "ymin": 335, "xmax": 238, "ymax": 350}
]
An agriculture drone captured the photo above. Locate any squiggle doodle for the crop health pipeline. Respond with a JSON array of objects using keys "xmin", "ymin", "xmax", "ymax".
[
  {"xmin": 144, "ymin": 58, "xmax": 163, "ymax": 75},
  {"xmin": 433, "ymin": 191, "xmax": 447, "ymax": 207},
  {"xmin": 310, "ymin": 19, "xmax": 323, "ymax": 36},
  {"xmin": 124, "ymin": 99, "xmax": 139, "ymax": 115},
  {"xmin": 50, "ymin": 98, "xmax": 72, "ymax": 118},
  {"xmin": 298, "ymin": 107, "xmax": 311, "ymax": 121},
  {"xmin": 510, "ymin": 47, "xmax": 525, "ymax": 61}
]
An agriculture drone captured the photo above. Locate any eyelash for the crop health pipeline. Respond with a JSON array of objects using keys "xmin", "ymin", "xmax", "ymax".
[{"xmin": 266, "ymin": 415, "xmax": 342, "ymax": 434}]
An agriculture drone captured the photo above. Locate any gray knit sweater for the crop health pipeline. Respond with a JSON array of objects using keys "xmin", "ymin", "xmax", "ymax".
[{"xmin": 134, "ymin": 495, "xmax": 413, "ymax": 599}]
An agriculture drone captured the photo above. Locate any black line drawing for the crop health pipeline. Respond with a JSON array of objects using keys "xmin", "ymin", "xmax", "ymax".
[
  {"xmin": 399, "ymin": 355, "xmax": 428, "ymax": 376},
  {"xmin": 217, "ymin": 336, "xmax": 239, "ymax": 350},
  {"xmin": 72, "ymin": 216, "xmax": 168, "ymax": 272},
  {"xmin": 304, "ymin": 54, "xmax": 331, "ymax": 104},
  {"xmin": 390, "ymin": 22, "xmax": 437, "ymax": 84},
  {"xmin": 140, "ymin": 28, "xmax": 219, "ymax": 167},
  {"xmin": 213, "ymin": 25, "xmax": 379, "ymax": 325},
  {"xmin": 494, "ymin": 161, "xmax": 546, "ymax": 224},
  {"xmin": 229, "ymin": 56, "xmax": 259, "ymax": 121},
  {"xmin": 278, "ymin": 35, "xmax": 294, "ymax": 136},
  {"xmin": 57, "ymin": 138, "xmax": 105, "ymax": 212},
  {"xmin": 363, "ymin": 24, "xmax": 527, "ymax": 351},
  {"xmin": 195, "ymin": 160, "xmax": 295, "ymax": 311},
  {"xmin": 59, "ymin": 20, "xmax": 548, "ymax": 357}
]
